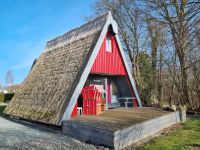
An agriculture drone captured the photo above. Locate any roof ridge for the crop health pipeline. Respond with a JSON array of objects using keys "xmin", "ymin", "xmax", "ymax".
[{"xmin": 45, "ymin": 12, "xmax": 109, "ymax": 52}]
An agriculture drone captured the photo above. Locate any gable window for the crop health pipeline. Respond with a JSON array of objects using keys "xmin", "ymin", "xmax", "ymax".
[{"xmin": 106, "ymin": 37, "xmax": 112, "ymax": 52}]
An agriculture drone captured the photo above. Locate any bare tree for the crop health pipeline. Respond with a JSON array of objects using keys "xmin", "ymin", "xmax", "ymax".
[
  {"xmin": 146, "ymin": 0, "xmax": 200, "ymax": 107},
  {"xmin": 5, "ymin": 70, "xmax": 14, "ymax": 92},
  {"xmin": 146, "ymin": 17, "xmax": 162, "ymax": 104},
  {"xmin": 91, "ymin": 0, "xmax": 200, "ymax": 110},
  {"xmin": 0, "ymin": 83, "xmax": 4, "ymax": 93}
]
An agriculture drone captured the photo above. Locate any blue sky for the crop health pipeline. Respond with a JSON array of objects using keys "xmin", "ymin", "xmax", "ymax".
[{"xmin": 0, "ymin": 0, "xmax": 94, "ymax": 86}]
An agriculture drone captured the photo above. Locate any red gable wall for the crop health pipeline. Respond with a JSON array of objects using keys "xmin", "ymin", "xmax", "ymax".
[
  {"xmin": 90, "ymin": 32, "xmax": 126, "ymax": 75},
  {"xmin": 90, "ymin": 31, "xmax": 138, "ymax": 107}
]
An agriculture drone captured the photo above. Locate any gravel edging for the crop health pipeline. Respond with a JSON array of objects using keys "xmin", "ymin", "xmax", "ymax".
[{"xmin": 0, "ymin": 116, "xmax": 97, "ymax": 150}]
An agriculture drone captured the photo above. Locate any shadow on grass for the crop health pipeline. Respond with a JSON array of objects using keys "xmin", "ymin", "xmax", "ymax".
[{"xmin": 187, "ymin": 144, "xmax": 200, "ymax": 148}]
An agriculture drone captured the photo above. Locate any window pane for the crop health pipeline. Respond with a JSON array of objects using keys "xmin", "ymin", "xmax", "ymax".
[{"xmin": 106, "ymin": 38, "xmax": 112, "ymax": 52}]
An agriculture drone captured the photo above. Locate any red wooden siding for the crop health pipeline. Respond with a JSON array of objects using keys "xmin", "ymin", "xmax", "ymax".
[
  {"xmin": 90, "ymin": 31, "xmax": 139, "ymax": 107},
  {"xmin": 91, "ymin": 33, "xmax": 126, "ymax": 75}
]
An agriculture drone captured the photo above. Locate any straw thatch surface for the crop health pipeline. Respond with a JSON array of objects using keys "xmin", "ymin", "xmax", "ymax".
[{"xmin": 4, "ymin": 13, "xmax": 108, "ymax": 125}]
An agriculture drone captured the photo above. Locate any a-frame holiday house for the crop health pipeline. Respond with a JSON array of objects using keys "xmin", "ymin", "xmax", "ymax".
[{"xmin": 4, "ymin": 12, "xmax": 142, "ymax": 125}]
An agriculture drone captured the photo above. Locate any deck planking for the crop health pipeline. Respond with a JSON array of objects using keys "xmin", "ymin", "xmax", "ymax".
[{"xmin": 67, "ymin": 108, "xmax": 170, "ymax": 131}]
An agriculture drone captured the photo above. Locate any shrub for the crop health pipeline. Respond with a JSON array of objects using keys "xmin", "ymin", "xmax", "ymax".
[
  {"xmin": 0, "ymin": 105, "xmax": 6, "ymax": 114},
  {"xmin": 0, "ymin": 94, "xmax": 5, "ymax": 102},
  {"xmin": 0, "ymin": 93, "xmax": 15, "ymax": 102}
]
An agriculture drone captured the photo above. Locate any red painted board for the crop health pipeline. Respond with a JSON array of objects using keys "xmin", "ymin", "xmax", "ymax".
[{"xmin": 91, "ymin": 32, "xmax": 126, "ymax": 75}]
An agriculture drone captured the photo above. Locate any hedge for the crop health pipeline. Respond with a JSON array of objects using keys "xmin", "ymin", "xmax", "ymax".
[
  {"xmin": 0, "ymin": 93, "xmax": 15, "ymax": 102},
  {"xmin": 0, "ymin": 105, "xmax": 6, "ymax": 114}
]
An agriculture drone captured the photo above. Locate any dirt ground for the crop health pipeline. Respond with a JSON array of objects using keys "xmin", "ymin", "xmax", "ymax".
[{"xmin": 0, "ymin": 116, "xmax": 96, "ymax": 150}]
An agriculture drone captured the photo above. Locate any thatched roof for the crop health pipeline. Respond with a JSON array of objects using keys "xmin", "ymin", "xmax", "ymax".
[{"xmin": 4, "ymin": 13, "xmax": 109, "ymax": 125}]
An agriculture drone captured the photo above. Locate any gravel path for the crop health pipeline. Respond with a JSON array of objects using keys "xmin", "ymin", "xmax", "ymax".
[{"xmin": 0, "ymin": 117, "xmax": 96, "ymax": 150}]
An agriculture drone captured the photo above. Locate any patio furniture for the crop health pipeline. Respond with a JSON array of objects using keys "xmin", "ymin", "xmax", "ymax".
[{"xmin": 117, "ymin": 97, "xmax": 136, "ymax": 108}]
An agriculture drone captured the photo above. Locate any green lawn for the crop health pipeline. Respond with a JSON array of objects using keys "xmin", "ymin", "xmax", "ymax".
[{"xmin": 139, "ymin": 117, "xmax": 200, "ymax": 150}]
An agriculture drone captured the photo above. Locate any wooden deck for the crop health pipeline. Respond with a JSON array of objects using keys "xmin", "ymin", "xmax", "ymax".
[
  {"xmin": 65, "ymin": 108, "xmax": 169, "ymax": 131},
  {"xmin": 63, "ymin": 107, "xmax": 181, "ymax": 149}
]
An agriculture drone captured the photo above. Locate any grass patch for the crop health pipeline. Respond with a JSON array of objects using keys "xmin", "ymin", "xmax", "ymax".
[{"xmin": 139, "ymin": 117, "xmax": 200, "ymax": 150}]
